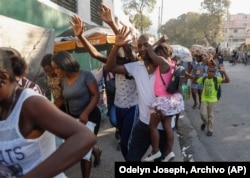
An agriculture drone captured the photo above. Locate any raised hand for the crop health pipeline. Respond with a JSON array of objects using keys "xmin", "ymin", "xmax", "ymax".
[
  {"xmin": 70, "ymin": 14, "xmax": 84, "ymax": 37},
  {"xmin": 114, "ymin": 26, "xmax": 131, "ymax": 47},
  {"xmin": 219, "ymin": 65, "xmax": 225, "ymax": 72},
  {"xmin": 98, "ymin": 3, "xmax": 113, "ymax": 24},
  {"xmin": 152, "ymin": 34, "xmax": 168, "ymax": 49},
  {"xmin": 158, "ymin": 35, "xmax": 168, "ymax": 43}
]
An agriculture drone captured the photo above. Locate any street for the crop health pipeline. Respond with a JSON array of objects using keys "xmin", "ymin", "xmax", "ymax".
[
  {"xmin": 178, "ymin": 61, "xmax": 250, "ymax": 161},
  {"xmin": 65, "ymin": 61, "xmax": 250, "ymax": 178}
]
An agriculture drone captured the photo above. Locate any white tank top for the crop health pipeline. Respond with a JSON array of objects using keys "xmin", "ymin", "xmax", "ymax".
[{"xmin": 0, "ymin": 89, "xmax": 67, "ymax": 178}]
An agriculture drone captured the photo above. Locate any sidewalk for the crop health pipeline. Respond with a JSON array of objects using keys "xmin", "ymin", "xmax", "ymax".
[{"xmin": 65, "ymin": 116, "xmax": 183, "ymax": 178}]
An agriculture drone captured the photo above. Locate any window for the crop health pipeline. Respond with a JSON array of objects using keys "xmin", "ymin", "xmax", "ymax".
[
  {"xmin": 233, "ymin": 29, "xmax": 238, "ymax": 33},
  {"xmin": 91, "ymin": 0, "xmax": 102, "ymax": 25},
  {"xmin": 51, "ymin": 0, "xmax": 77, "ymax": 13}
]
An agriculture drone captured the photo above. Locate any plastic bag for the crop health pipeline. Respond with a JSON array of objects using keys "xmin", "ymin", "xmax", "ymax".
[{"xmin": 182, "ymin": 84, "xmax": 190, "ymax": 100}]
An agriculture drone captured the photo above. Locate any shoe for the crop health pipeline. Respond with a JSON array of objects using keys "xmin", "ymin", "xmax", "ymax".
[
  {"xmin": 206, "ymin": 131, "xmax": 213, "ymax": 136},
  {"xmin": 144, "ymin": 151, "xmax": 162, "ymax": 162},
  {"xmin": 93, "ymin": 148, "xmax": 102, "ymax": 167},
  {"xmin": 162, "ymin": 152, "xmax": 175, "ymax": 162},
  {"xmin": 200, "ymin": 124, "xmax": 206, "ymax": 131},
  {"xmin": 192, "ymin": 103, "xmax": 197, "ymax": 109}
]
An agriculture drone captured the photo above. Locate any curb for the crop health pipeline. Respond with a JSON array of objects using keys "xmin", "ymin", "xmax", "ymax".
[{"xmin": 177, "ymin": 110, "xmax": 212, "ymax": 162}]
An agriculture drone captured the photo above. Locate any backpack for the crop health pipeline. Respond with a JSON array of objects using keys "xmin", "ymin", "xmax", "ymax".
[
  {"xmin": 160, "ymin": 65, "xmax": 186, "ymax": 94},
  {"xmin": 202, "ymin": 76, "xmax": 221, "ymax": 100}
]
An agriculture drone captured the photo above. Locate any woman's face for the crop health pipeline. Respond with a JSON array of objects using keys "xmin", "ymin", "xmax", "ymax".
[
  {"xmin": 0, "ymin": 70, "xmax": 13, "ymax": 103},
  {"xmin": 51, "ymin": 61, "xmax": 66, "ymax": 78},
  {"xmin": 43, "ymin": 65, "xmax": 56, "ymax": 78}
]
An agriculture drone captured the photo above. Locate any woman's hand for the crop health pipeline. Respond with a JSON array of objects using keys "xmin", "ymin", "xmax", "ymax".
[
  {"xmin": 98, "ymin": 3, "xmax": 112, "ymax": 24},
  {"xmin": 154, "ymin": 108, "xmax": 163, "ymax": 120},
  {"xmin": 70, "ymin": 14, "xmax": 84, "ymax": 37},
  {"xmin": 114, "ymin": 26, "xmax": 131, "ymax": 47},
  {"xmin": 79, "ymin": 112, "xmax": 88, "ymax": 125}
]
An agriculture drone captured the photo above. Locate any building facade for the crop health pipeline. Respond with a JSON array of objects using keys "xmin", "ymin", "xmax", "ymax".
[
  {"xmin": 0, "ymin": 0, "xmax": 137, "ymax": 70},
  {"xmin": 221, "ymin": 13, "xmax": 250, "ymax": 50}
]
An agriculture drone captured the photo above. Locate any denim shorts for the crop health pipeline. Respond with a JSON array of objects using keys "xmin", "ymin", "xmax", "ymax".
[{"xmin": 191, "ymin": 83, "xmax": 203, "ymax": 90}]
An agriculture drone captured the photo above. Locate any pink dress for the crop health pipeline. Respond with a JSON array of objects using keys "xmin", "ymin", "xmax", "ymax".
[{"xmin": 149, "ymin": 59, "xmax": 184, "ymax": 116}]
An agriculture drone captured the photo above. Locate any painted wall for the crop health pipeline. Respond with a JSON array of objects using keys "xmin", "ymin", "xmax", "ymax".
[{"xmin": 0, "ymin": 0, "xmax": 104, "ymax": 70}]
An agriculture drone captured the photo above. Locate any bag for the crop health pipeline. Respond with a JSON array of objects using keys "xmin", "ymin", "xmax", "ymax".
[
  {"xmin": 105, "ymin": 78, "xmax": 115, "ymax": 94},
  {"xmin": 103, "ymin": 66, "xmax": 115, "ymax": 106},
  {"xmin": 160, "ymin": 65, "xmax": 186, "ymax": 94},
  {"xmin": 182, "ymin": 83, "xmax": 190, "ymax": 100},
  {"xmin": 202, "ymin": 76, "xmax": 221, "ymax": 100}
]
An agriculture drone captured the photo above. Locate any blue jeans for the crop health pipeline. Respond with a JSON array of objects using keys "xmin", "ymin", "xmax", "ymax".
[
  {"xmin": 108, "ymin": 105, "xmax": 117, "ymax": 127},
  {"xmin": 116, "ymin": 105, "xmax": 139, "ymax": 160},
  {"xmin": 126, "ymin": 120, "xmax": 166, "ymax": 161}
]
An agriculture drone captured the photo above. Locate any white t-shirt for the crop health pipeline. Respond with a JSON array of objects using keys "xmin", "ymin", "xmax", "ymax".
[{"xmin": 125, "ymin": 61, "xmax": 163, "ymax": 130}]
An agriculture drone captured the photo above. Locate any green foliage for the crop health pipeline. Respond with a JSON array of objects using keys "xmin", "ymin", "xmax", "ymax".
[
  {"xmin": 123, "ymin": 0, "xmax": 156, "ymax": 14},
  {"xmin": 159, "ymin": 12, "xmax": 207, "ymax": 48},
  {"xmin": 158, "ymin": 0, "xmax": 230, "ymax": 48},
  {"xmin": 201, "ymin": 0, "xmax": 230, "ymax": 16},
  {"xmin": 200, "ymin": 0, "xmax": 230, "ymax": 47},
  {"xmin": 133, "ymin": 13, "xmax": 152, "ymax": 33},
  {"xmin": 122, "ymin": 0, "xmax": 156, "ymax": 34}
]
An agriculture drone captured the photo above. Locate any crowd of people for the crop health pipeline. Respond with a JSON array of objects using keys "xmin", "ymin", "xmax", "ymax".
[{"xmin": 0, "ymin": 3, "xmax": 231, "ymax": 178}]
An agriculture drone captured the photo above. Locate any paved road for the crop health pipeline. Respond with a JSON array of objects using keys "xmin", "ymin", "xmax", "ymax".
[
  {"xmin": 63, "ymin": 61, "xmax": 250, "ymax": 177},
  {"xmin": 177, "ymin": 61, "xmax": 250, "ymax": 162},
  {"xmin": 65, "ymin": 112, "xmax": 184, "ymax": 178}
]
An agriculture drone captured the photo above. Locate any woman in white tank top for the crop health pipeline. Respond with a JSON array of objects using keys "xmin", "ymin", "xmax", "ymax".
[{"xmin": 0, "ymin": 49, "xmax": 96, "ymax": 178}]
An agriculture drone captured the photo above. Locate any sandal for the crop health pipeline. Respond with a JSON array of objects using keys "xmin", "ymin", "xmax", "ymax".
[{"xmin": 93, "ymin": 148, "xmax": 102, "ymax": 167}]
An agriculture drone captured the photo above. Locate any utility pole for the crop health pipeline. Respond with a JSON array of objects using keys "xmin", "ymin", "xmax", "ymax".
[
  {"xmin": 158, "ymin": 0, "xmax": 163, "ymax": 40},
  {"xmin": 226, "ymin": 6, "xmax": 230, "ymax": 50},
  {"xmin": 161, "ymin": 0, "xmax": 163, "ymax": 25},
  {"xmin": 158, "ymin": 6, "xmax": 161, "ymax": 39}
]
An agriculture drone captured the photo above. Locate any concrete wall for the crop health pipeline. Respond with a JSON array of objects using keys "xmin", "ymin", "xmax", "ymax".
[{"xmin": 0, "ymin": 0, "xmax": 101, "ymax": 71}]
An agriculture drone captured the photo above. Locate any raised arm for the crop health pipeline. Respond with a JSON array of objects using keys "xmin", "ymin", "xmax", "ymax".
[
  {"xmin": 106, "ymin": 26, "xmax": 131, "ymax": 74},
  {"xmin": 70, "ymin": 14, "xmax": 107, "ymax": 63},
  {"xmin": 219, "ymin": 66, "xmax": 230, "ymax": 83},
  {"xmin": 147, "ymin": 45, "xmax": 169, "ymax": 74},
  {"xmin": 98, "ymin": 3, "xmax": 119, "ymax": 35},
  {"xmin": 99, "ymin": 4, "xmax": 136, "ymax": 62},
  {"xmin": 152, "ymin": 35, "xmax": 168, "ymax": 49}
]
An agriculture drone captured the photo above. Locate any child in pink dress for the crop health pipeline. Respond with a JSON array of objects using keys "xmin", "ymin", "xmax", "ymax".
[{"xmin": 144, "ymin": 43, "xmax": 184, "ymax": 162}]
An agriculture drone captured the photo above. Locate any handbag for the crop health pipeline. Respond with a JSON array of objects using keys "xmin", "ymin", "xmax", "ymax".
[
  {"xmin": 103, "ymin": 66, "xmax": 115, "ymax": 106},
  {"xmin": 160, "ymin": 65, "xmax": 185, "ymax": 94}
]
